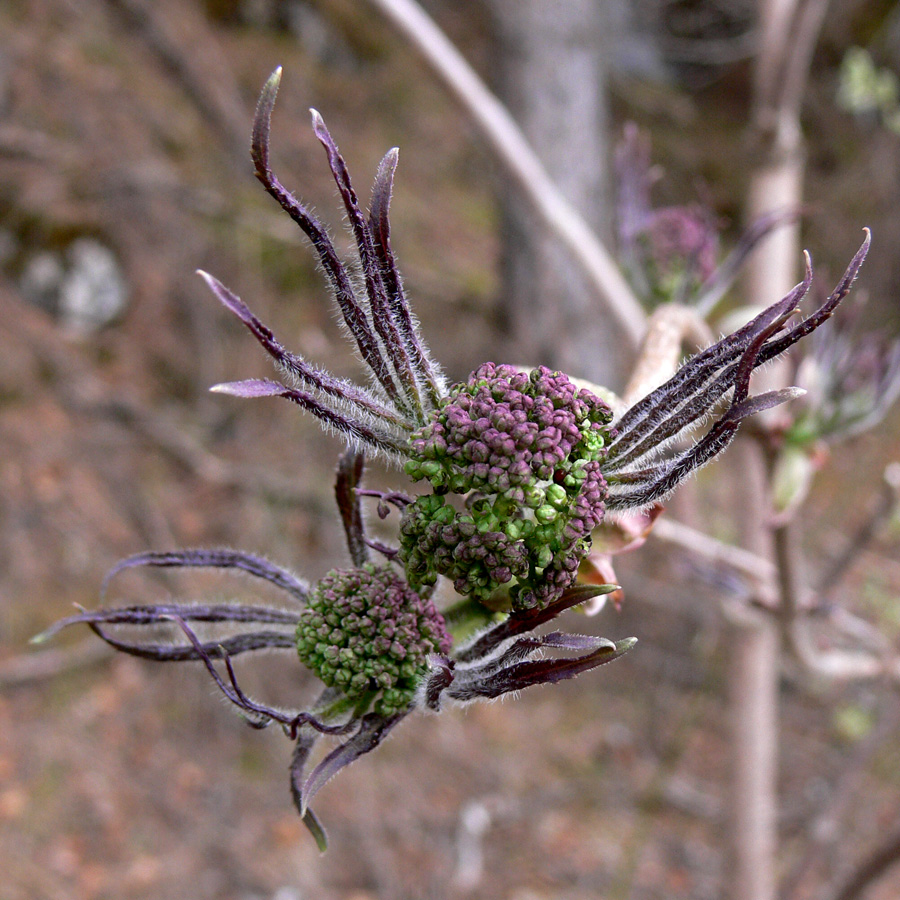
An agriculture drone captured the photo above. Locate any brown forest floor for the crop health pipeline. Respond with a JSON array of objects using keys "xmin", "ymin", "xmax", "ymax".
[{"xmin": 2, "ymin": 1, "xmax": 900, "ymax": 898}]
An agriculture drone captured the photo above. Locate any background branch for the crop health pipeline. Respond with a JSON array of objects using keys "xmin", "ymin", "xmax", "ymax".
[
  {"xmin": 366, "ymin": 0, "xmax": 647, "ymax": 350},
  {"xmin": 829, "ymin": 825, "xmax": 900, "ymax": 900}
]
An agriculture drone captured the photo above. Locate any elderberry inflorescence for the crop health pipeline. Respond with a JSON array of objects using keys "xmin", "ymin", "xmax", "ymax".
[
  {"xmin": 400, "ymin": 363, "xmax": 613, "ymax": 610},
  {"xmin": 296, "ymin": 564, "xmax": 451, "ymax": 716},
  {"xmin": 39, "ymin": 67, "xmax": 873, "ymax": 850}
]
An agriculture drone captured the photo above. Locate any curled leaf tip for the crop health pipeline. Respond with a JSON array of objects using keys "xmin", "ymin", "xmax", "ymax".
[
  {"xmin": 261, "ymin": 67, "xmax": 282, "ymax": 100},
  {"xmin": 197, "ymin": 270, "xmax": 230, "ymax": 301},
  {"xmin": 781, "ymin": 386, "xmax": 807, "ymax": 400},
  {"xmin": 593, "ymin": 583, "xmax": 622, "ymax": 596},
  {"xmin": 210, "ymin": 378, "xmax": 285, "ymax": 398},
  {"xmin": 303, "ymin": 809, "xmax": 328, "ymax": 853},
  {"xmin": 252, "ymin": 69, "xmax": 283, "ymax": 173}
]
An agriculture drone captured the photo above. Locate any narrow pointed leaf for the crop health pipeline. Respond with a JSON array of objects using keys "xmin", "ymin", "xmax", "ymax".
[
  {"xmin": 34, "ymin": 601, "xmax": 300, "ymax": 644},
  {"xmin": 729, "ymin": 386, "xmax": 806, "ymax": 420},
  {"xmin": 85, "ymin": 624, "xmax": 296, "ymax": 662},
  {"xmin": 610, "ymin": 256, "xmax": 814, "ymax": 456},
  {"xmin": 213, "ymin": 380, "xmax": 410, "ymax": 458},
  {"xmin": 311, "ymin": 110, "xmax": 421, "ymax": 416},
  {"xmin": 200, "ymin": 271, "xmax": 410, "ymax": 429},
  {"xmin": 369, "ymin": 147, "xmax": 446, "ymax": 406},
  {"xmin": 303, "ymin": 808, "xmax": 328, "ymax": 853},
  {"xmin": 250, "ymin": 66, "xmax": 282, "ymax": 176},
  {"xmin": 758, "ymin": 230, "xmax": 871, "ymax": 362},
  {"xmin": 539, "ymin": 632, "xmax": 617, "ymax": 651},
  {"xmin": 299, "ymin": 713, "xmax": 404, "ymax": 815},
  {"xmin": 249, "ymin": 82, "xmax": 395, "ymax": 407},
  {"xmin": 211, "ymin": 378, "xmax": 287, "ymax": 398},
  {"xmin": 456, "ymin": 582, "xmax": 620, "ymax": 663},
  {"xmin": 335, "ymin": 450, "xmax": 369, "ymax": 567},
  {"xmin": 449, "ymin": 638, "xmax": 637, "ymax": 700},
  {"xmin": 102, "ymin": 547, "xmax": 308, "ymax": 602}
]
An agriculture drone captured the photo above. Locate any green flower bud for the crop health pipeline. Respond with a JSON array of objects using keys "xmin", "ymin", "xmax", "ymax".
[
  {"xmin": 296, "ymin": 564, "xmax": 451, "ymax": 716},
  {"xmin": 401, "ymin": 364, "xmax": 612, "ymax": 610}
]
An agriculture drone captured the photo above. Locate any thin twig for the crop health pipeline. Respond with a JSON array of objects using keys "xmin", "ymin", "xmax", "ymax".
[
  {"xmin": 816, "ymin": 463, "xmax": 900, "ymax": 601},
  {"xmin": 650, "ymin": 517, "xmax": 777, "ymax": 601},
  {"xmin": 365, "ymin": 0, "xmax": 647, "ymax": 349},
  {"xmin": 829, "ymin": 824, "xmax": 900, "ymax": 900},
  {"xmin": 772, "ymin": 515, "xmax": 900, "ymax": 682},
  {"xmin": 0, "ymin": 642, "xmax": 112, "ymax": 689},
  {"xmin": 104, "ymin": 0, "xmax": 249, "ymax": 169},
  {"xmin": 781, "ymin": 698, "xmax": 900, "ymax": 900}
]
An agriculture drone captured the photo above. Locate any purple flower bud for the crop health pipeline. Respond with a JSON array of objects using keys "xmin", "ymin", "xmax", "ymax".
[{"xmin": 400, "ymin": 364, "xmax": 613, "ymax": 610}]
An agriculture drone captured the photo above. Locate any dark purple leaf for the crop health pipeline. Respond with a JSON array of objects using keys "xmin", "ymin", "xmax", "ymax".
[
  {"xmin": 34, "ymin": 601, "xmax": 300, "ymax": 644},
  {"xmin": 455, "ymin": 583, "xmax": 619, "ymax": 663},
  {"xmin": 200, "ymin": 271, "xmax": 410, "ymax": 430},
  {"xmin": 86, "ymin": 623, "xmax": 296, "ymax": 662},
  {"xmin": 758, "ymin": 230, "xmax": 871, "ymax": 363},
  {"xmin": 368, "ymin": 147, "xmax": 446, "ymax": 408},
  {"xmin": 539, "ymin": 632, "xmax": 616, "ymax": 651},
  {"xmin": 102, "ymin": 548, "xmax": 308, "ymax": 602},
  {"xmin": 249, "ymin": 72, "xmax": 398, "ymax": 407},
  {"xmin": 289, "ymin": 722, "xmax": 327, "ymax": 849},
  {"xmin": 610, "ymin": 255, "xmax": 814, "ymax": 452},
  {"xmin": 311, "ymin": 111, "xmax": 421, "ymax": 416},
  {"xmin": 335, "ymin": 450, "xmax": 369, "ymax": 567},
  {"xmin": 299, "ymin": 713, "xmax": 405, "ymax": 815},
  {"xmin": 215, "ymin": 380, "xmax": 410, "ymax": 458},
  {"xmin": 448, "ymin": 637, "xmax": 636, "ymax": 701}
]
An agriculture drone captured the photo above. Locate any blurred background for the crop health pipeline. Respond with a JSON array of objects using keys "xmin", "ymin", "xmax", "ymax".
[{"xmin": 2, "ymin": 1, "xmax": 900, "ymax": 898}]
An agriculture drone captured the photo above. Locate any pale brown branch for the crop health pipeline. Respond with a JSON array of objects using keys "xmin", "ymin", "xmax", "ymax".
[
  {"xmin": 623, "ymin": 305, "xmax": 714, "ymax": 406},
  {"xmin": 817, "ymin": 463, "xmax": 900, "ymax": 601},
  {"xmin": 650, "ymin": 517, "xmax": 777, "ymax": 603},
  {"xmin": 365, "ymin": 0, "xmax": 647, "ymax": 350},
  {"xmin": 651, "ymin": 512, "xmax": 900, "ymax": 684},
  {"xmin": 0, "ymin": 642, "xmax": 112, "ymax": 690},
  {"xmin": 772, "ymin": 515, "xmax": 900, "ymax": 683}
]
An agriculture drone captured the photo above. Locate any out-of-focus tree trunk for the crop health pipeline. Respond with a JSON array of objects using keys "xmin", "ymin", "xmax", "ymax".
[
  {"xmin": 725, "ymin": 461, "xmax": 780, "ymax": 900},
  {"xmin": 486, "ymin": 0, "xmax": 630, "ymax": 391},
  {"xmin": 726, "ymin": 2, "xmax": 828, "ymax": 899}
]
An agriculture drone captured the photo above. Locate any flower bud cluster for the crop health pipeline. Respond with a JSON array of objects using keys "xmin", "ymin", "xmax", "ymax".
[
  {"xmin": 399, "ymin": 363, "xmax": 612, "ymax": 610},
  {"xmin": 645, "ymin": 205, "xmax": 719, "ymax": 288},
  {"xmin": 296, "ymin": 564, "xmax": 451, "ymax": 716}
]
